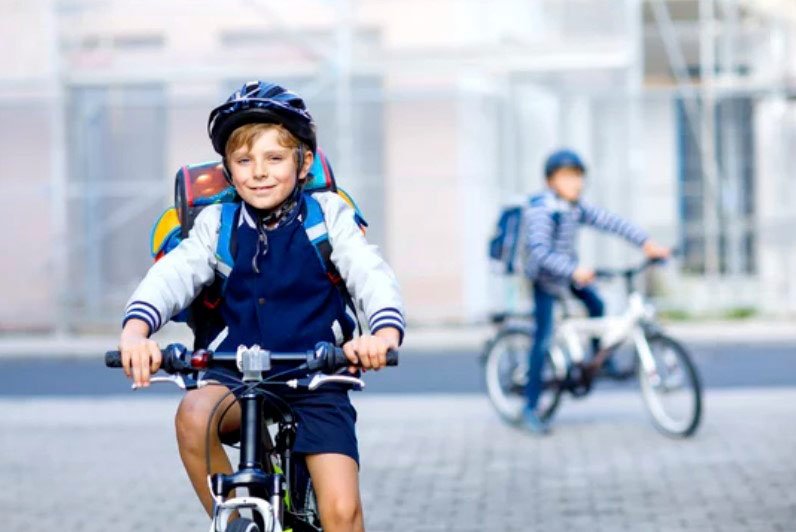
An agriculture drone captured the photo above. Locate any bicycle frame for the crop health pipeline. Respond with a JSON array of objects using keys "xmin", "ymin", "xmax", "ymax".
[{"xmin": 552, "ymin": 291, "xmax": 659, "ymax": 377}]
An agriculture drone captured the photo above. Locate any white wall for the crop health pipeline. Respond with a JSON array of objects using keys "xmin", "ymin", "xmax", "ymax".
[{"xmin": 0, "ymin": 1, "xmax": 57, "ymax": 329}]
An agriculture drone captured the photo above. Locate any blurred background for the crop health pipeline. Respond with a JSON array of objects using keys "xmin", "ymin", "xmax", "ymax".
[{"xmin": 2, "ymin": 0, "xmax": 796, "ymax": 333}]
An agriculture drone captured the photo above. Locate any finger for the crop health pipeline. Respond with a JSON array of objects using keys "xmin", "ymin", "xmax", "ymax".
[
  {"xmin": 366, "ymin": 341, "xmax": 382, "ymax": 371},
  {"xmin": 342, "ymin": 341, "xmax": 361, "ymax": 374},
  {"xmin": 121, "ymin": 349, "xmax": 132, "ymax": 379},
  {"xmin": 139, "ymin": 350, "xmax": 151, "ymax": 386},
  {"xmin": 358, "ymin": 341, "xmax": 373, "ymax": 370},
  {"xmin": 131, "ymin": 352, "xmax": 142, "ymax": 387},
  {"xmin": 148, "ymin": 342, "xmax": 162, "ymax": 373},
  {"xmin": 376, "ymin": 344, "xmax": 387, "ymax": 370},
  {"xmin": 343, "ymin": 341, "xmax": 360, "ymax": 365}
]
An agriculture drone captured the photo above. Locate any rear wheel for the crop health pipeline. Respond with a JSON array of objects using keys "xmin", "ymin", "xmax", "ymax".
[
  {"xmin": 483, "ymin": 327, "xmax": 564, "ymax": 424},
  {"xmin": 285, "ymin": 463, "xmax": 323, "ymax": 531},
  {"xmin": 637, "ymin": 334, "xmax": 702, "ymax": 437}
]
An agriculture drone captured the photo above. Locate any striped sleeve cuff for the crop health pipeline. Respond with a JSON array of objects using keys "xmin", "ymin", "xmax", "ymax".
[
  {"xmin": 368, "ymin": 307, "xmax": 406, "ymax": 344},
  {"xmin": 123, "ymin": 300, "xmax": 163, "ymax": 335}
]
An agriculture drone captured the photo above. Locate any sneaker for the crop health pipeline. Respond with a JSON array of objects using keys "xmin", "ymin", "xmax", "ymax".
[{"xmin": 519, "ymin": 408, "xmax": 550, "ymax": 435}]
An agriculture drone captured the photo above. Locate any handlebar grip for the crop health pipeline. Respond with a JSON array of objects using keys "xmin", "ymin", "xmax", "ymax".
[
  {"xmin": 328, "ymin": 347, "xmax": 400, "ymax": 371},
  {"xmin": 105, "ymin": 344, "xmax": 188, "ymax": 373},
  {"xmin": 105, "ymin": 351, "xmax": 123, "ymax": 368}
]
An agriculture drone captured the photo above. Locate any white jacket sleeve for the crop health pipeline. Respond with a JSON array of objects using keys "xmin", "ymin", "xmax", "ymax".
[
  {"xmin": 122, "ymin": 205, "xmax": 221, "ymax": 335},
  {"xmin": 317, "ymin": 192, "xmax": 406, "ymax": 343}
]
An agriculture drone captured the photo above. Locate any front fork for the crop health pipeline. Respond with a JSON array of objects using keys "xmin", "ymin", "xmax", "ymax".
[
  {"xmin": 633, "ymin": 326, "xmax": 661, "ymax": 387},
  {"xmin": 209, "ymin": 389, "xmax": 292, "ymax": 532},
  {"xmin": 214, "ymin": 497, "xmax": 281, "ymax": 532}
]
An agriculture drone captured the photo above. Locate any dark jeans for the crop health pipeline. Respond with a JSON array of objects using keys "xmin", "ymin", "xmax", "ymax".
[{"xmin": 526, "ymin": 281, "xmax": 605, "ymax": 410}]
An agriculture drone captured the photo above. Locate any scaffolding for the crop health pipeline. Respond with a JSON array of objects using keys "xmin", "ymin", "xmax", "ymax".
[{"xmin": 2, "ymin": 0, "xmax": 795, "ymax": 331}]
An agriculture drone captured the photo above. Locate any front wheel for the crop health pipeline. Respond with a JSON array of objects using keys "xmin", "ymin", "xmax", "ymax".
[
  {"xmin": 483, "ymin": 327, "xmax": 564, "ymax": 424},
  {"xmin": 637, "ymin": 334, "xmax": 702, "ymax": 437},
  {"xmin": 226, "ymin": 518, "xmax": 261, "ymax": 532}
]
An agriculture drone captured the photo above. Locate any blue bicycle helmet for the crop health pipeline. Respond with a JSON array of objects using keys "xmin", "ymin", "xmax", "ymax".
[
  {"xmin": 544, "ymin": 149, "xmax": 587, "ymax": 178},
  {"xmin": 208, "ymin": 81, "xmax": 317, "ymax": 156}
]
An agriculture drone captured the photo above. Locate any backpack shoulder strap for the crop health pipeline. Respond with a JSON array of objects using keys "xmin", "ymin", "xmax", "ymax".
[
  {"xmin": 215, "ymin": 202, "xmax": 239, "ymax": 278},
  {"xmin": 302, "ymin": 193, "xmax": 342, "ymax": 285},
  {"xmin": 302, "ymin": 193, "xmax": 362, "ymax": 334},
  {"xmin": 529, "ymin": 193, "xmax": 547, "ymax": 207},
  {"xmin": 527, "ymin": 193, "xmax": 562, "ymax": 230}
]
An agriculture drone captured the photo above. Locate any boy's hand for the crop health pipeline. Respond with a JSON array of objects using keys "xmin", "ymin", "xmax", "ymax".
[
  {"xmin": 642, "ymin": 240, "xmax": 671, "ymax": 260},
  {"xmin": 119, "ymin": 319, "xmax": 161, "ymax": 388},
  {"xmin": 572, "ymin": 266, "xmax": 595, "ymax": 286},
  {"xmin": 342, "ymin": 328, "xmax": 400, "ymax": 373}
]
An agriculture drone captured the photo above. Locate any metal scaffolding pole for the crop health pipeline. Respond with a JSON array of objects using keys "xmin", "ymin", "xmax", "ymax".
[
  {"xmin": 626, "ymin": 0, "xmax": 644, "ymax": 230},
  {"xmin": 700, "ymin": 0, "xmax": 721, "ymax": 277},
  {"xmin": 719, "ymin": 0, "xmax": 744, "ymax": 276},
  {"xmin": 650, "ymin": 0, "xmax": 723, "ymax": 276},
  {"xmin": 335, "ymin": 0, "xmax": 355, "ymax": 185},
  {"xmin": 47, "ymin": 0, "xmax": 70, "ymax": 334}
]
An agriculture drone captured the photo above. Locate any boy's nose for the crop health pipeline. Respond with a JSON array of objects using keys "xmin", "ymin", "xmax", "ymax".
[{"xmin": 254, "ymin": 160, "xmax": 268, "ymax": 179}]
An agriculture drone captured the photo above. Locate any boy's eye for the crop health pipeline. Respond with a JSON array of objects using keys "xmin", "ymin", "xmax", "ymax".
[
  {"xmin": 236, "ymin": 157, "xmax": 250, "ymax": 164},
  {"xmin": 269, "ymin": 156, "xmax": 284, "ymax": 162}
]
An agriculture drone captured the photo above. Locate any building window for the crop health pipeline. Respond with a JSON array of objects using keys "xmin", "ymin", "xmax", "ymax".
[
  {"xmin": 66, "ymin": 85, "xmax": 167, "ymax": 323},
  {"xmin": 676, "ymin": 96, "xmax": 756, "ymax": 275}
]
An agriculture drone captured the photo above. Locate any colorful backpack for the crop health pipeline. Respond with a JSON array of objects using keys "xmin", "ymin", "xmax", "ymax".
[{"xmin": 149, "ymin": 148, "xmax": 367, "ymax": 348}]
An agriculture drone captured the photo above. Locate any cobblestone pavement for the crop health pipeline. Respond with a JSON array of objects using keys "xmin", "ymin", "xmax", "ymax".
[{"xmin": 1, "ymin": 388, "xmax": 794, "ymax": 531}]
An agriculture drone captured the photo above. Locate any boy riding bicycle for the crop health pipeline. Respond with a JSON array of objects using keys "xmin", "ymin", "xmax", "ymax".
[
  {"xmin": 521, "ymin": 149, "xmax": 669, "ymax": 435},
  {"xmin": 118, "ymin": 81, "xmax": 405, "ymax": 532}
]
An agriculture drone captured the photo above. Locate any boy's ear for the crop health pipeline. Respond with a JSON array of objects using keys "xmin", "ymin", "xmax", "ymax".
[{"xmin": 299, "ymin": 149, "xmax": 314, "ymax": 181}]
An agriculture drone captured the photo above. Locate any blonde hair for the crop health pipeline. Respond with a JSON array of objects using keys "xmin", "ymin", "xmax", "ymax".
[{"xmin": 225, "ymin": 122, "xmax": 302, "ymax": 161}]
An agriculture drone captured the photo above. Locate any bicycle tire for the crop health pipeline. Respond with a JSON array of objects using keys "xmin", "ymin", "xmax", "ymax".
[
  {"xmin": 483, "ymin": 327, "xmax": 563, "ymax": 424},
  {"xmin": 226, "ymin": 517, "xmax": 261, "ymax": 532},
  {"xmin": 284, "ymin": 480, "xmax": 322, "ymax": 532},
  {"xmin": 637, "ymin": 333, "xmax": 702, "ymax": 438}
]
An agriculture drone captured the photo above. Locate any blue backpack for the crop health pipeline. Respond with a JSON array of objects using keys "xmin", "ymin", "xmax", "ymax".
[
  {"xmin": 488, "ymin": 195, "xmax": 560, "ymax": 275},
  {"xmin": 149, "ymin": 148, "xmax": 367, "ymax": 348},
  {"xmin": 488, "ymin": 205, "xmax": 525, "ymax": 275}
]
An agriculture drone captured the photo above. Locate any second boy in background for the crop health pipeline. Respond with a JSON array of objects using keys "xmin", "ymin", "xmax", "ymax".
[{"xmin": 521, "ymin": 149, "xmax": 670, "ymax": 435}]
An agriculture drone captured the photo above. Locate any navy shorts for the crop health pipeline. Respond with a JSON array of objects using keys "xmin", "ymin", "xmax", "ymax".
[{"xmin": 203, "ymin": 365, "xmax": 359, "ymax": 465}]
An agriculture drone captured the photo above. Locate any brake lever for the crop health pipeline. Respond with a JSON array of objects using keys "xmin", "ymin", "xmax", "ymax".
[
  {"xmin": 286, "ymin": 374, "xmax": 365, "ymax": 391},
  {"xmin": 309, "ymin": 374, "xmax": 365, "ymax": 390},
  {"xmin": 132, "ymin": 374, "xmax": 188, "ymax": 390}
]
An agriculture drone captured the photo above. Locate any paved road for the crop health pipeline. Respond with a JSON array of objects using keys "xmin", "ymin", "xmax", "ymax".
[
  {"xmin": 0, "ymin": 389, "xmax": 794, "ymax": 531},
  {"xmin": 0, "ymin": 341, "xmax": 794, "ymax": 396}
]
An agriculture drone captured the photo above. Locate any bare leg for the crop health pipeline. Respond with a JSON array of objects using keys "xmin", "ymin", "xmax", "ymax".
[
  {"xmin": 305, "ymin": 453, "xmax": 364, "ymax": 532},
  {"xmin": 175, "ymin": 385, "xmax": 242, "ymax": 516}
]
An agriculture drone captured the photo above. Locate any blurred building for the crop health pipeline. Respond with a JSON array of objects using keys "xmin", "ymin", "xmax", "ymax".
[{"xmin": 1, "ymin": 0, "xmax": 795, "ymax": 332}]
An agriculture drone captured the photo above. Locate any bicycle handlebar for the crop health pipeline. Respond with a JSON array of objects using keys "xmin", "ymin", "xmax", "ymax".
[
  {"xmin": 105, "ymin": 342, "xmax": 399, "ymax": 375},
  {"xmin": 593, "ymin": 251, "xmax": 678, "ymax": 280}
]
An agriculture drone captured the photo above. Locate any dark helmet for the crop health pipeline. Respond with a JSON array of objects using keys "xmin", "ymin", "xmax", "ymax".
[
  {"xmin": 207, "ymin": 81, "xmax": 317, "ymax": 156},
  {"xmin": 544, "ymin": 149, "xmax": 587, "ymax": 178}
]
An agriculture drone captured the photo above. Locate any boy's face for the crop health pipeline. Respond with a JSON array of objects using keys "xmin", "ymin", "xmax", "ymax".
[
  {"xmin": 547, "ymin": 166, "xmax": 585, "ymax": 202},
  {"xmin": 227, "ymin": 127, "xmax": 313, "ymax": 210}
]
